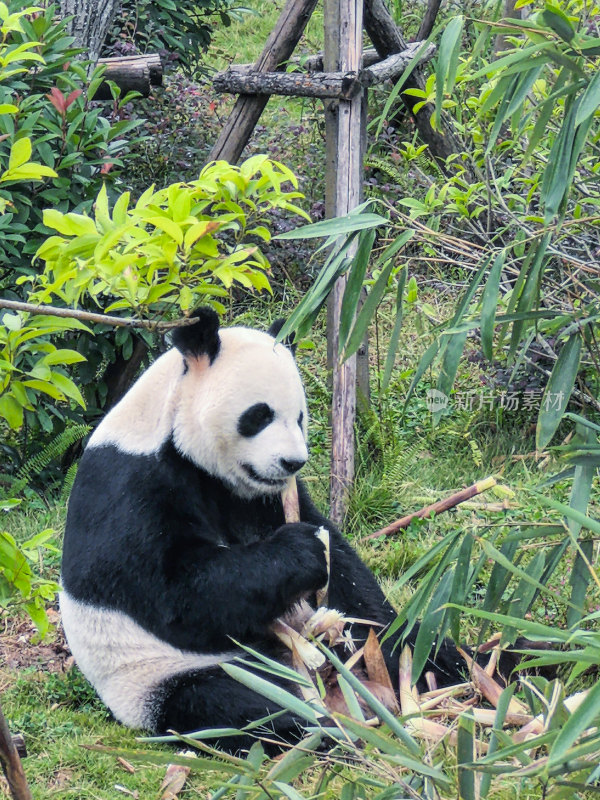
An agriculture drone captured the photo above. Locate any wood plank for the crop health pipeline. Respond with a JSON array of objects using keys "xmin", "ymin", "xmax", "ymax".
[{"xmin": 209, "ymin": 0, "xmax": 320, "ymax": 164}]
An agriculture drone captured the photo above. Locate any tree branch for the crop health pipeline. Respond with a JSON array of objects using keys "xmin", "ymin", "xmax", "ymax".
[{"xmin": 0, "ymin": 299, "xmax": 198, "ymax": 331}]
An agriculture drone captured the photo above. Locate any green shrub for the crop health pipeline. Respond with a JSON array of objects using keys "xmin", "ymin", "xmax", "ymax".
[
  {"xmin": 0, "ymin": 1, "xmax": 141, "ymax": 279},
  {"xmin": 105, "ymin": 0, "xmax": 246, "ymax": 76}
]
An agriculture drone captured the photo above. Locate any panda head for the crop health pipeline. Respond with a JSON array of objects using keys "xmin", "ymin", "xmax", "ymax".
[{"xmin": 171, "ymin": 308, "xmax": 308, "ymax": 498}]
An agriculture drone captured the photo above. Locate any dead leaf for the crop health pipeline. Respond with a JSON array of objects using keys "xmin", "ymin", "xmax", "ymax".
[
  {"xmin": 363, "ymin": 628, "xmax": 398, "ymax": 713},
  {"xmin": 160, "ymin": 764, "xmax": 190, "ymax": 800}
]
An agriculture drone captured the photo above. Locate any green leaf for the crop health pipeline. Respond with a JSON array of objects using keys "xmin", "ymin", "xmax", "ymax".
[
  {"xmin": 0, "ymin": 393, "xmax": 24, "ymax": 429},
  {"xmin": 275, "ymin": 212, "xmax": 387, "ymax": 240},
  {"xmin": 541, "ymin": 5, "xmax": 575, "ymax": 42},
  {"xmin": 435, "ymin": 15, "xmax": 464, "ymax": 128},
  {"xmin": 382, "ymin": 266, "xmax": 407, "ymax": 390},
  {"xmin": 8, "ymin": 136, "xmax": 31, "ymax": 169},
  {"xmin": 536, "ymin": 332, "xmax": 581, "ymax": 449},
  {"xmin": 221, "ymin": 663, "xmax": 324, "ymax": 724},
  {"xmin": 338, "ymin": 228, "xmax": 376, "ymax": 353},
  {"xmin": 457, "ymin": 712, "xmax": 476, "ymax": 800},
  {"xmin": 548, "ymin": 680, "xmax": 600, "ymax": 767},
  {"xmin": 341, "ymin": 258, "xmax": 394, "ymax": 361},
  {"xmin": 575, "ymin": 70, "xmax": 600, "ymax": 126},
  {"xmin": 412, "ymin": 568, "xmax": 454, "ymax": 682},
  {"xmin": 480, "ymin": 252, "xmax": 505, "ymax": 361}
]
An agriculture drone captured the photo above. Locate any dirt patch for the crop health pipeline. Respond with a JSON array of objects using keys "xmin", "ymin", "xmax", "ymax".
[{"xmin": 0, "ymin": 609, "xmax": 72, "ymax": 690}]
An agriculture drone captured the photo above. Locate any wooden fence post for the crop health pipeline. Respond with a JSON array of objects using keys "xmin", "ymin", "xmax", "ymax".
[{"xmin": 324, "ymin": 0, "xmax": 365, "ymax": 525}]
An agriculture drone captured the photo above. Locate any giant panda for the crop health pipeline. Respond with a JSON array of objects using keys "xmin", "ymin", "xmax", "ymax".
[{"xmin": 60, "ymin": 308, "xmax": 467, "ymax": 752}]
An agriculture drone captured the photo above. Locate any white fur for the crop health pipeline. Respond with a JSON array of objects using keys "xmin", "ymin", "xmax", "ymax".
[
  {"xmin": 59, "ymin": 591, "xmax": 236, "ymax": 728},
  {"xmin": 89, "ymin": 325, "xmax": 308, "ymax": 498}
]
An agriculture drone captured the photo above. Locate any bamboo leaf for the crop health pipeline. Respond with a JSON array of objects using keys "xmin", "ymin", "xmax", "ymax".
[
  {"xmin": 566, "ymin": 539, "xmax": 594, "ymax": 629},
  {"xmin": 457, "ymin": 712, "xmax": 476, "ymax": 800},
  {"xmin": 221, "ymin": 663, "xmax": 324, "ymax": 724},
  {"xmin": 275, "ymin": 212, "xmax": 386, "ymax": 240},
  {"xmin": 433, "ymin": 330, "xmax": 467, "ymax": 424},
  {"xmin": 536, "ymin": 332, "xmax": 582, "ymax": 449},
  {"xmin": 341, "ymin": 259, "xmax": 394, "ymax": 361},
  {"xmin": 338, "ymin": 228, "xmax": 376, "ymax": 353},
  {"xmin": 548, "ymin": 681, "xmax": 600, "ymax": 767},
  {"xmin": 575, "ymin": 69, "xmax": 600, "ymax": 126},
  {"xmin": 403, "ymin": 338, "xmax": 441, "ymax": 409},
  {"xmin": 382, "ymin": 265, "xmax": 407, "ymax": 390},
  {"xmin": 480, "ymin": 252, "xmax": 506, "ymax": 361},
  {"xmin": 435, "ymin": 15, "xmax": 464, "ymax": 128},
  {"xmin": 412, "ymin": 569, "xmax": 454, "ymax": 682}
]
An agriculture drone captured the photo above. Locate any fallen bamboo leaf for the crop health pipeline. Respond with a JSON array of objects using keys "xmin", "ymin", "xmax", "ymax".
[
  {"xmin": 457, "ymin": 646, "xmax": 528, "ymax": 715},
  {"xmin": 399, "ymin": 645, "xmax": 457, "ymax": 743},
  {"xmin": 513, "ymin": 688, "xmax": 590, "ymax": 744},
  {"xmin": 117, "ymin": 757, "xmax": 136, "ymax": 774},
  {"xmin": 160, "ymin": 764, "xmax": 190, "ymax": 800},
  {"xmin": 363, "ymin": 628, "xmax": 399, "ymax": 713}
]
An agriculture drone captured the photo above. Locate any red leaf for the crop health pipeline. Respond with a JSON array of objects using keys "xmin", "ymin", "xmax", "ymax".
[
  {"xmin": 100, "ymin": 162, "xmax": 113, "ymax": 174},
  {"xmin": 65, "ymin": 89, "xmax": 82, "ymax": 108},
  {"xmin": 47, "ymin": 87, "xmax": 66, "ymax": 115}
]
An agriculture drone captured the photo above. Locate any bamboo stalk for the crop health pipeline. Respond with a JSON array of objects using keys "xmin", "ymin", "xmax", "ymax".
[{"xmin": 362, "ymin": 476, "xmax": 498, "ymax": 541}]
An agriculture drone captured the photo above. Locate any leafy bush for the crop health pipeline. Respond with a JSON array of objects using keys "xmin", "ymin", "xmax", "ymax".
[
  {"xmin": 0, "ymin": 500, "xmax": 59, "ymax": 637},
  {"xmin": 31, "ymin": 155, "xmax": 309, "ymax": 315},
  {"xmin": 105, "ymin": 0, "xmax": 246, "ymax": 76},
  {"xmin": 0, "ymin": 1, "xmax": 140, "ymax": 279}
]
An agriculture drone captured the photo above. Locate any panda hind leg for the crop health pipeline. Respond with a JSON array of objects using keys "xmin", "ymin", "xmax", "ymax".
[{"xmin": 147, "ymin": 666, "xmax": 306, "ymax": 755}]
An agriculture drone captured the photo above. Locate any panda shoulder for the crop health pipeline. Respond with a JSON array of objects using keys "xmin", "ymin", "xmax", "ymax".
[{"xmin": 88, "ymin": 349, "xmax": 184, "ymax": 455}]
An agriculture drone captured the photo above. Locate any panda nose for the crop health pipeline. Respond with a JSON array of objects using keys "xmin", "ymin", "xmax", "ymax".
[{"xmin": 280, "ymin": 458, "xmax": 306, "ymax": 475}]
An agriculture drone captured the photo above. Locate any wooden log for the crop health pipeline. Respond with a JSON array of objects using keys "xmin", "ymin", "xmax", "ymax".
[
  {"xmin": 213, "ymin": 68, "xmax": 362, "ymax": 100},
  {"xmin": 229, "ymin": 48, "xmax": 382, "ymax": 74},
  {"xmin": 324, "ymin": 0, "xmax": 365, "ymax": 526},
  {"xmin": 363, "ymin": 0, "xmax": 469, "ymax": 174},
  {"xmin": 209, "ymin": 0, "xmax": 320, "ymax": 164},
  {"xmin": 359, "ymin": 42, "xmax": 436, "ymax": 86},
  {"xmin": 214, "ymin": 43, "xmax": 435, "ymax": 99},
  {"xmin": 0, "ymin": 703, "xmax": 32, "ymax": 800},
  {"xmin": 93, "ymin": 54, "xmax": 163, "ymax": 100}
]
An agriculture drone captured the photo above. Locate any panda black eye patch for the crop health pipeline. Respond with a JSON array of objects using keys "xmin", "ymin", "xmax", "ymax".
[{"xmin": 237, "ymin": 403, "xmax": 275, "ymax": 437}]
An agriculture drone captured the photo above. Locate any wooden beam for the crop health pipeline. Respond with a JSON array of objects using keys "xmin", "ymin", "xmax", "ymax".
[
  {"xmin": 228, "ymin": 48, "xmax": 382, "ymax": 74},
  {"xmin": 209, "ymin": 0, "xmax": 320, "ymax": 164},
  {"xmin": 213, "ymin": 42, "xmax": 435, "ymax": 99},
  {"xmin": 324, "ymin": 0, "xmax": 365, "ymax": 526},
  {"xmin": 213, "ymin": 68, "xmax": 362, "ymax": 100}
]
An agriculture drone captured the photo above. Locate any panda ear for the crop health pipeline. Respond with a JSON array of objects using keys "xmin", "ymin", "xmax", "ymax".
[
  {"xmin": 268, "ymin": 318, "xmax": 297, "ymax": 356},
  {"xmin": 171, "ymin": 307, "xmax": 220, "ymax": 363}
]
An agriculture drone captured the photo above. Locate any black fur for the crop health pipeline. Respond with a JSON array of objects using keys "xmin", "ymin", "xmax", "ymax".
[
  {"xmin": 237, "ymin": 403, "xmax": 275, "ymax": 438},
  {"xmin": 171, "ymin": 307, "xmax": 220, "ymax": 363}
]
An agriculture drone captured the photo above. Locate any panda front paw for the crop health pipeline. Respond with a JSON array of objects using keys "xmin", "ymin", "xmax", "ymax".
[{"xmin": 272, "ymin": 522, "xmax": 328, "ymax": 595}]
